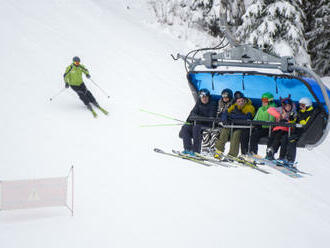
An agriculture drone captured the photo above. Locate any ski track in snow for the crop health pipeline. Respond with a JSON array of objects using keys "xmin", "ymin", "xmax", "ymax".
[{"xmin": 1, "ymin": 1, "xmax": 330, "ymax": 248}]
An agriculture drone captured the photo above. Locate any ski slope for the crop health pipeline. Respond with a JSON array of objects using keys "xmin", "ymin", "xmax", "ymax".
[{"xmin": 1, "ymin": 1, "xmax": 330, "ymax": 247}]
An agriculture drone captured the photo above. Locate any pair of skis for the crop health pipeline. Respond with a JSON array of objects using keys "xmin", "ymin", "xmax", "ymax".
[
  {"xmin": 223, "ymin": 154, "xmax": 270, "ymax": 174},
  {"xmin": 154, "ymin": 148, "xmax": 270, "ymax": 174},
  {"xmin": 154, "ymin": 148, "xmax": 234, "ymax": 168},
  {"xmin": 246, "ymin": 155, "xmax": 308, "ymax": 178},
  {"xmin": 88, "ymin": 105, "xmax": 108, "ymax": 118},
  {"xmin": 197, "ymin": 152, "xmax": 270, "ymax": 174}
]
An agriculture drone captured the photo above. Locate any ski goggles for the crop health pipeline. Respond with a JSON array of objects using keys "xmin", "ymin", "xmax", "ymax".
[
  {"xmin": 74, "ymin": 61, "xmax": 80, "ymax": 65},
  {"xmin": 199, "ymin": 92, "xmax": 209, "ymax": 97},
  {"xmin": 221, "ymin": 93, "xmax": 230, "ymax": 98},
  {"xmin": 261, "ymin": 98, "xmax": 269, "ymax": 102},
  {"xmin": 299, "ymin": 103, "xmax": 306, "ymax": 108}
]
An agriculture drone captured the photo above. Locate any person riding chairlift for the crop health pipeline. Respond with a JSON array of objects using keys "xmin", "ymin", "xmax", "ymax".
[
  {"xmin": 201, "ymin": 88, "xmax": 234, "ymax": 152},
  {"xmin": 179, "ymin": 89, "xmax": 217, "ymax": 156},
  {"xmin": 214, "ymin": 91, "xmax": 255, "ymax": 158},
  {"xmin": 240, "ymin": 92, "xmax": 276, "ymax": 158},
  {"xmin": 284, "ymin": 97, "xmax": 316, "ymax": 167},
  {"xmin": 266, "ymin": 96, "xmax": 297, "ymax": 160}
]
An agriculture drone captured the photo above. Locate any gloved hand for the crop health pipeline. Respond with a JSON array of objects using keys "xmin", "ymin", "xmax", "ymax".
[
  {"xmin": 86, "ymin": 74, "xmax": 91, "ymax": 79},
  {"xmin": 219, "ymin": 111, "xmax": 228, "ymax": 124},
  {"xmin": 230, "ymin": 113, "xmax": 249, "ymax": 120},
  {"xmin": 231, "ymin": 105, "xmax": 243, "ymax": 115},
  {"xmin": 289, "ymin": 112, "xmax": 295, "ymax": 121},
  {"xmin": 65, "ymin": 82, "xmax": 69, "ymax": 88},
  {"xmin": 288, "ymin": 134, "xmax": 299, "ymax": 143}
]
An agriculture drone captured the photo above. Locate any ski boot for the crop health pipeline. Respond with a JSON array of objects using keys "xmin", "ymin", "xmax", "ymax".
[
  {"xmin": 213, "ymin": 149, "xmax": 224, "ymax": 160},
  {"xmin": 265, "ymin": 147, "xmax": 274, "ymax": 160},
  {"xmin": 182, "ymin": 150, "xmax": 195, "ymax": 157}
]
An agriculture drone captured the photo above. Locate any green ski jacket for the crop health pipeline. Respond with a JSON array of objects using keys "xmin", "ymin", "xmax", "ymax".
[
  {"xmin": 64, "ymin": 64, "xmax": 89, "ymax": 86},
  {"xmin": 254, "ymin": 102, "xmax": 276, "ymax": 128}
]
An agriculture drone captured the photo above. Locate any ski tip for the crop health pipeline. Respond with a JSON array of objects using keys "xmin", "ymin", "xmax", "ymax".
[{"xmin": 98, "ymin": 107, "xmax": 109, "ymax": 115}]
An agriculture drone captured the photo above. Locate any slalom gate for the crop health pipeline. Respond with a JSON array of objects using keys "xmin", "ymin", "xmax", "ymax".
[{"xmin": 0, "ymin": 166, "xmax": 74, "ymax": 216}]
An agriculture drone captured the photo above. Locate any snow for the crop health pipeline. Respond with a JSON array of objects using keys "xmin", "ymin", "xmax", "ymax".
[
  {"xmin": 1, "ymin": 1, "xmax": 330, "ymax": 248},
  {"xmin": 274, "ymin": 39, "xmax": 294, "ymax": 57}
]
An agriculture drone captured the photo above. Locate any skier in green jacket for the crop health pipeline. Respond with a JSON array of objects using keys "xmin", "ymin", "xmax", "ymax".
[{"xmin": 63, "ymin": 56, "xmax": 107, "ymax": 117}]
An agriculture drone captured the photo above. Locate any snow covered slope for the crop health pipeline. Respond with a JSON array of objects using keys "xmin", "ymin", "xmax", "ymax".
[{"xmin": 1, "ymin": 1, "xmax": 330, "ymax": 248}]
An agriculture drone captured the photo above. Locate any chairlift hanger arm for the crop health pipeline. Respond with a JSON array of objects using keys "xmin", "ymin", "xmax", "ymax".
[{"xmin": 218, "ymin": 0, "xmax": 240, "ymax": 48}]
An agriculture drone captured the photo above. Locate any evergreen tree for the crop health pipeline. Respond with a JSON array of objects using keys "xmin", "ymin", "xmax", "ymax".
[
  {"xmin": 220, "ymin": 0, "xmax": 245, "ymax": 27},
  {"xmin": 236, "ymin": 0, "xmax": 309, "ymax": 66},
  {"xmin": 303, "ymin": 0, "xmax": 330, "ymax": 76}
]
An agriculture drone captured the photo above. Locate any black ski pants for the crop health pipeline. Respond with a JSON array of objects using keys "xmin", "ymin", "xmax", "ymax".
[
  {"xmin": 267, "ymin": 130, "xmax": 288, "ymax": 159},
  {"xmin": 285, "ymin": 131, "xmax": 302, "ymax": 162},
  {"xmin": 286, "ymin": 141, "xmax": 297, "ymax": 162},
  {"xmin": 70, "ymin": 83, "xmax": 97, "ymax": 106},
  {"xmin": 241, "ymin": 127, "xmax": 269, "ymax": 155},
  {"xmin": 179, "ymin": 124, "xmax": 203, "ymax": 153}
]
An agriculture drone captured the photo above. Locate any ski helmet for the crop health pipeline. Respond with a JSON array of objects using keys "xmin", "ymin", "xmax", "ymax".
[
  {"xmin": 261, "ymin": 92, "xmax": 274, "ymax": 102},
  {"xmin": 73, "ymin": 56, "xmax": 80, "ymax": 63},
  {"xmin": 221, "ymin": 88, "xmax": 233, "ymax": 100},
  {"xmin": 234, "ymin": 91, "xmax": 244, "ymax": 100},
  {"xmin": 199, "ymin": 88, "xmax": 210, "ymax": 98},
  {"xmin": 299, "ymin": 97, "xmax": 312, "ymax": 107}
]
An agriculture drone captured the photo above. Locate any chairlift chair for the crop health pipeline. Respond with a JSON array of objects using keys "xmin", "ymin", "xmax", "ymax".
[{"xmin": 172, "ymin": 14, "xmax": 330, "ymax": 150}]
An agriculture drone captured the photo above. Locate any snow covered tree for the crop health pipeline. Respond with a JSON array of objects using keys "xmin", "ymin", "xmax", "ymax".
[
  {"xmin": 220, "ymin": 0, "xmax": 245, "ymax": 27},
  {"xmin": 236, "ymin": 0, "xmax": 309, "ymax": 66},
  {"xmin": 206, "ymin": 0, "xmax": 245, "ymax": 37},
  {"xmin": 302, "ymin": 0, "xmax": 330, "ymax": 76},
  {"xmin": 148, "ymin": 0, "xmax": 209, "ymax": 27},
  {"xmin": 148, "ymin": 0, "xmax": 245, "ymax": 38}
]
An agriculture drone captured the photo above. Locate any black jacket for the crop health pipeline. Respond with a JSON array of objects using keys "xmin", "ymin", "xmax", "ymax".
[{"xmin": 186, "ymin": 99, "xmax": 217, "ymax": 125}]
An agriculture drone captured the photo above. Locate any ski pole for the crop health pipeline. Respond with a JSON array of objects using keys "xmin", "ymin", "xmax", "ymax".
[
  {"xmin": 88, "ymin": 78, "xmax": 110, "ymax": 99},
  {"xmin": 49, "ymin": 87, "xmax": 67, "ymax": 101},
  {"xmin": 139, "ymin": 109, "xmax": 186, "ymax": 123}
]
